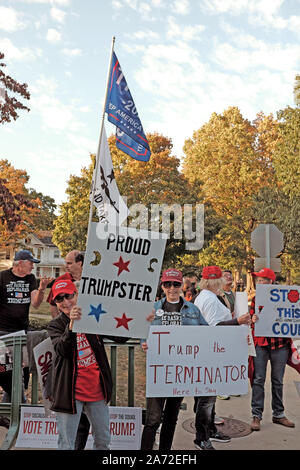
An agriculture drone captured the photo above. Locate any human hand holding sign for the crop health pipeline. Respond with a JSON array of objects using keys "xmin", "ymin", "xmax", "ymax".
[{"xmin": 69, "ymin": 306, "xmax": 82, "ymax": 330}]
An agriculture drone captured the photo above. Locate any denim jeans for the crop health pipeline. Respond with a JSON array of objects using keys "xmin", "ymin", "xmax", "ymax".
[
  {"xmin": 141, "ymin": 397, "xmax": 183, "ymax": 450},
  {"xmin": 55, "ymin": 399, "xmax": 110, "ymax": 450},
  {"xmin": 194, "ymin": 396, "xmax": 217, "ymax": 442},
  {"xmin": 251, "ymin": 344, "xmax": 289, "ymax": 420}
]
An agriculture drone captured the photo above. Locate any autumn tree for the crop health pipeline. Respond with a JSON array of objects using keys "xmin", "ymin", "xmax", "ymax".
[
  {"xmin": 272, "ymin": 106, "xmax": 300, "ymax": 199},
  {"xmin": 27, "ymin": 188, "xmax": 57, "ymax": 231},
  {"xmin": 252, "ymin": 106, "xmax": 300, "ymax": 283},
  {"xmin": 294, "ymin": 74, "xmax": 300, "ymax": 107},
  {"xmin": 0, "ymin": 52, "xmax": 30, "ymax": 124},
  {"xmin": 109, "ymin": 132, "xmax": 201, "ymax": 267},
  {"xmin": 0, "ymin": 160, "xmax": 39, "ymax": 248},
  {"xmin": 52, "ymin": 165, "xmax": 93, "ymax": 256},
  {"xmin": 182, "ymin": 107, "xmax": 279, "ymax": 283},
  {"xmin": 53, "ymin": 133, "xmax": 199, "ymax": 265}
]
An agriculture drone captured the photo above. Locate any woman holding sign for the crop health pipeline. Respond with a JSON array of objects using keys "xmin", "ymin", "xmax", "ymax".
[
  {"xmin": 47, "ymin": 279, "xmax": 113, "ymax": 450},
  {"xmin": 140, "ymin": 268, "xmax": 208, "ymax": 451}
]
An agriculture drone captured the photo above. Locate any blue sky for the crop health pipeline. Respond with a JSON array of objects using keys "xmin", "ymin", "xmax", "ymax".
[{"xmin": 0, "ymin": 0, "xmax": 299, "ymax": 207}]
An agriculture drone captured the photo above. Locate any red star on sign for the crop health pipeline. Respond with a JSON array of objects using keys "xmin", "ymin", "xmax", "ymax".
[
  {"xmin": 113, "ymin": 256, "xmax": 131, "ymax": 276},
  {"xmin": 114, "ymin": 313, "xmax": 133, "ymax": 330}
]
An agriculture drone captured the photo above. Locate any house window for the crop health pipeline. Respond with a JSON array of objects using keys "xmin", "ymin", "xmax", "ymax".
[
  {"xmin": 55, "ymin": 267, "xmax": 60, "ymax": 277},
  {"xmin": 54, "ymin": 249, "xmax": 60, "ymax": 259},
  {"xmin": 37, "ymin": 248, "xmax": 42, "ymax": 260}
]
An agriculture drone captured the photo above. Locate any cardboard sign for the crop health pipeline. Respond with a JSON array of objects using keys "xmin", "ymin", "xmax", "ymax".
[
  {"xmin": 15, "ymin": 406, "xmax": 142, "ymax": 450},
  {"xmin": 255, "ymin": 284, "xmax": 300, "ymax": 338},
  {"xmin": 146, "ymin": 325, "xmax": 249, "ymax": 397},
  {"xmin": 33, "ymin": 338, "xmax": 55, "ymax": 416},
  {"xmin": 235, "ymin": 292, "xmax": 256, "ymax": 357},
  {"xmin": 73, "ymin": 222, "xmax": 166, "ymax": 338}
]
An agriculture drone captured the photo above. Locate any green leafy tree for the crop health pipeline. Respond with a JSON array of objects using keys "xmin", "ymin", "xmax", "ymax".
[
  {"xmin": 52, "ymin": 165, "xmax": 93, "ymax": 256},
  {"xmin": 272, "ymin": 106, "xmax": 300, "ymax": 199},
  {"xmin": 252, "ymin": 105, "xmax": 300, "ymax": 283},
  {"xmin": 53, "ymin": 133, "xmax": 200, "ymax": 265},
  {"xmin": 182, "ymin": 107, "xmax": 278, "ymax": 281},
  {"xmin": 27, "ymin": 189, "xmax": 57, "ymax": 231},
  {"xmin": 253, "ymin": 186, "xmax": 300, "ymax": 282}
]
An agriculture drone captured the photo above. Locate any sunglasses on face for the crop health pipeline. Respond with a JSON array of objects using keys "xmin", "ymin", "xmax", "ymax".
[
  {"xmin": 54, "ymin": 293, "xmax": 76, "ymax": 303},
  {"xmin": 162, "ymin": 281, "xmax": 182, "ymax": 288}
]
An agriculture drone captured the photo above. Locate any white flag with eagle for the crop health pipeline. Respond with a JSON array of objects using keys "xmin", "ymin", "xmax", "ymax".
[{"xmin": 91, "ymin": 126, "xmax": 129, "ymax": 225}]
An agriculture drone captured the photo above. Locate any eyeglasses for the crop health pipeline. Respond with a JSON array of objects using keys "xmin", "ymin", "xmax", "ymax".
[
  {"xmin": 162, "ymin": 281, "xmax": 182, "ymax": 288},
  {"xmin": 54, "ymin": 293, "xmax": 76, "ymax": 303}
]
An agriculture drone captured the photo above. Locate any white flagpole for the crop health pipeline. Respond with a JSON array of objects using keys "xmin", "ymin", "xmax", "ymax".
[{"xmin": 87, "ymin": 36, "xmax": 116, "ymax": 232}]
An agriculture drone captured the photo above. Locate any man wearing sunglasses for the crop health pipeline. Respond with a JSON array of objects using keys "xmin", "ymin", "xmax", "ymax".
[
  {"xmin": 140, "ymin": 268, "xmax": 208, "ymax": 451},
  {"xmin": 47, "ymin": 279, "xmax": 112, "ymax": 450}
]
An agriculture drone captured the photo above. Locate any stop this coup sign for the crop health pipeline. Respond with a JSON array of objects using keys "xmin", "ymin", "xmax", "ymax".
[{"xmin": 255, "ymin": 284, "xmax": 300, "ymax": 338}]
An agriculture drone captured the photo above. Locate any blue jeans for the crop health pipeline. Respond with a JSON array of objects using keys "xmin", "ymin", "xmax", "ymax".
[
  {"xmin": 55, "ymin": 399, "xmax": 110, "ymax": 450},
  {"xmin": 251, "ymin": 344, "xmax": 289, "ymax": 420}
]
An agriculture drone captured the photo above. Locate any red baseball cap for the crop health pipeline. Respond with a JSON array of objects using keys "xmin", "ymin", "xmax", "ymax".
[
  {"xmin": 161, "ymin": 268, "xmax": 183, "ymax": 284},
  {"xmin": 52, "ymin": 279, "xmax": 77, "ymax": 300},
  {"xmin": 252, "ymin": 268, "xmax": 276, "ymax": 281},
  {"xmin": 202, "ymin": 266, "xmax": 222, "ymax": 279}
]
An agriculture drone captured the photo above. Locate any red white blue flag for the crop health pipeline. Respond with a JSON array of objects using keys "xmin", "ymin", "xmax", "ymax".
[{"xmin": 105, "ymin": 51, "xmax": 151, "ymax": 162}]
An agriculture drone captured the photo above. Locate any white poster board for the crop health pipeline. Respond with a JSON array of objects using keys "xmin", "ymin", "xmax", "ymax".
[
  {"xmin": 73, "ymin": 222, "xmax": 166, "ymax": 339},
  {"xmin": 15, "ymin": 406, "xmax": 142, "ymax": 450},
  {"xmin": 235, "ymin": 291, "xmax": 256, "ymax": 357},
  {"xmin": 146, "ymin": 325, "xmax": 249, "ymax": 397},
  {"xmin": 255, "ymin": 284, "xmax": 300, "ymax": 338}
]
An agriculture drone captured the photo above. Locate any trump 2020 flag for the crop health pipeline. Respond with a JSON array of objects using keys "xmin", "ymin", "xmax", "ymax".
[
  {"xmin": 105, "ymin": 51, "xmax": 151, "ymax": 162},
  {"xmin": 115, "ymin": 128, "xmax": 151, "ymax": 162},
  {"xmin": 91, "ymin": 126, "xmax": 129, "ymax": 225}
]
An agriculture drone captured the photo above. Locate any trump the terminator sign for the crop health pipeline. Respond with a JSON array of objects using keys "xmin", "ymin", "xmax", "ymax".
[
  {"xmin": 73, "ymin": 222, "xmax": 166, "ymax": 338},
  {"xmin": 146, "ymin": 325, "xmax": 249, "ymax": 397}
]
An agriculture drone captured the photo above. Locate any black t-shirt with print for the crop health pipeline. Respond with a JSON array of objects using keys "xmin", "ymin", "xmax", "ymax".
[
  {"xmin": 159, "ymin": 297, "xmax": 183, "ymax": 325},
  {"xmin": 0, "ymin": 269, "xmax": 37, "ymax": 332}
]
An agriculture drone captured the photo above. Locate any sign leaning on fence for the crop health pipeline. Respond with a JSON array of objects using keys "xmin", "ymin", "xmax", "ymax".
[
  {"xmin": 73, "ymin": 222, "xmax": 167, "ymax": 338},
  {"xmin": 255, "ymin": 284, "xmax": 300, "ymax": 338},
  {"xmin": 15, "ymin": 406, "xmax": 142, "ymax": 450},
  {"xmin": 146, "ymin": 325, "xmax": 249, "ymax": 397}
]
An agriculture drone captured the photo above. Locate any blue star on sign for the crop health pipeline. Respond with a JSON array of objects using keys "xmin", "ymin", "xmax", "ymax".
[{"xmin": 88, "ymin": 304, "xmax": 107, "ymax": 322}]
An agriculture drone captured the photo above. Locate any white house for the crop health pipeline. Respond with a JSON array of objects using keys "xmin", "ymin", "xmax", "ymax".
[{"xmin": 0, "ymin": 231, "xmax": 65, "ymax": 278}]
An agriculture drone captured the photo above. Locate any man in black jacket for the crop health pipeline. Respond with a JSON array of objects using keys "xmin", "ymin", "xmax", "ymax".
[{"xmin": 47, "ymin": 279, "xmax": 112, "ymax": 450}]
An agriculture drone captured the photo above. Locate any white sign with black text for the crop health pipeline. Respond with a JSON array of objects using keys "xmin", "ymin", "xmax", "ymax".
[{"xmin": 73, "ymin": 222, "xmax": 166, "ymax": 338}]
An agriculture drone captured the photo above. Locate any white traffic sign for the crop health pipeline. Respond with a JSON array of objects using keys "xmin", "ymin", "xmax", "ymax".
[
  {"xmin": 251, "ymin": 224, "xmax": 283, "ymax": 257},
  {"xmin": 251, "ymin": 224, "xmax": 283, "ymax": 272}
]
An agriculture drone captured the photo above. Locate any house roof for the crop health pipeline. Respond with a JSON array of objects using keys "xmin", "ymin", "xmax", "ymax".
[{"xmin": 34, "ymin": 231, "xmax": 57, "ymax": 247}]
